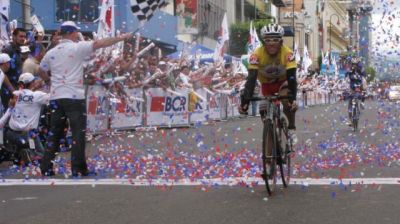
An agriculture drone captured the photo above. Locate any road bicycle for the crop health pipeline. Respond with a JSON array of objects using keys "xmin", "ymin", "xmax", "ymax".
[
  {"xmin": 247, "ymin": 94, "xmax": 294, "ymax": 195},
  {"xmin": 349, "ymin": 85, "xmax": 362, "ymax": 132}
]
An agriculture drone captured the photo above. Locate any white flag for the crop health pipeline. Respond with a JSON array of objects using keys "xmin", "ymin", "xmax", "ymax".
[
  {"xmin": 302, "ymin": 45, "xmax": 312, "ymax": 72},
  {"xmin": 213, "ymin": 13, "xmax": 229, "ymax": 64},
  {"xmin": 247, "ymin": 21, "xmax": 261, "ymax": 54},
  {"xmin": 322, "ymin": 50, "xmax": 330, "ymax": 66},
  {"xmin": 30, "ymin": 15, "xmax": 45, "ymax": 35},
  {"xmin": 332, "ymin": 56, "xmax": 339, "ymax": 76},
  {"xmin": 294, "ymin": 42, "xmax": 301, "ymax": 64},
  {"xmin": 97, "ymin": 0, "xmax": 115, "ymax": 38},
  {"xmin": 0, "ymin": 0, "xmax": 10, "ymax": 44}
]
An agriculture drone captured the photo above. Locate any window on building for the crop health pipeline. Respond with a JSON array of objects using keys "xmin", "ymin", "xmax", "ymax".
[
  {"xmin": 198, "ymin": 0, "xmax": 226, "ymax": 40},
  {"xmin": 305, "ymin": 33, "xmax": 309, "ymax": 48},
  {"xmin": 235, "ymin": 0, "xmax": 242, "ymax": 22},
  {"xmin": 56, "ymin": 0, "xmax": 99, "ymax": 23}
]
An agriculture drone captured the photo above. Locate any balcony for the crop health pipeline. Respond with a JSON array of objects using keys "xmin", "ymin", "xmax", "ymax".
[{"xmin": 272, "ymin": 0, "xmax": 287, "ymax": 7}]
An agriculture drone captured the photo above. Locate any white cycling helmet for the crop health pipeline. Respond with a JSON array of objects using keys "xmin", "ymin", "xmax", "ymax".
[
  {"xmin": 260, "ymin": 23, "xmax": 285, "ymax": 38},
  {"xmin": 351, "ymin": 57, "xmax": 361, "ymax": 64}
]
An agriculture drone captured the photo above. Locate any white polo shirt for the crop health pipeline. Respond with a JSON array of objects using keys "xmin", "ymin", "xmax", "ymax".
[
  {"xmin": 0, "ymin": 68, "xmax": 5, "ymax": 109},
  {"xmin": 9, "ymin": 89, "xmax": 50, "ymax": 131},
  {"xmin": 40, "ymin": 39, "xmax": 93, "ymax": 100}
]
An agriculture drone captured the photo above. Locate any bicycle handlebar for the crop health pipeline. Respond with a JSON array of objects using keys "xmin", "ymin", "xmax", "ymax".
[{"xmin": 246, "ymin": 94, "xmax": 294, "ymax": 102}]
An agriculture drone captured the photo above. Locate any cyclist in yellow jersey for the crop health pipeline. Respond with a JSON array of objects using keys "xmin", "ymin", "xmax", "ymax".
[{"xmin": 239, "ymin": 23, "xmax": 298, "ymax": 143}]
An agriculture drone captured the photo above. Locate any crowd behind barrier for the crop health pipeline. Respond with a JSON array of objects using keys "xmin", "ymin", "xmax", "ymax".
[
  {"xmin": 0, "ymin": 26, "xmax": 352, "ymax": 139},
  {"xmin": 86, "ymin": 85, "xmax": 340, "ymax": 134}
]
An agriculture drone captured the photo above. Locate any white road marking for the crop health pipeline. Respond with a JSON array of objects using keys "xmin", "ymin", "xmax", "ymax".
[
  {"xmin": 0, "ymin": 178, "xmax": 399, "ymax": 186},
  {"xmin": 11, "ymin": 197, "xmax": 38, "ymax": 201}
]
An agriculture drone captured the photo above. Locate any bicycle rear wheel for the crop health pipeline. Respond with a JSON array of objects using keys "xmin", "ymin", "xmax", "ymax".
[
  {"xmin": 261, "ymin": 119, "xmax": 277, "ymax": 195},
  {"xmin": 352, "ymin": 105, "xmax": 358, "ymax": 132},
  {"xmin": 278, "ymin": 118, "xmax": 291, "ymax": 187}
]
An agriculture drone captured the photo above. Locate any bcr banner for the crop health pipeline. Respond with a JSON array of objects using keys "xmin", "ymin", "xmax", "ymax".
[
  {"xmin": 145, "ymin": 88, "xmax": 190, "ymax": 126},
  {"xmin": 189, "ymin": 88, "xmax": 209, "ymax": 124},
  {"xmin": 220, "ymin": 94, "xmax": 228, "ymax": 120},
  {"xmin": 86, "ymin": 85, "xmax": 109, "ymax": 134},
  {"xmin": 229, "ymin": 94, "xmax": 241, "ymax": 117},
  {"xmin": 208, "ymin": 93, "xmax": 222, "ymax": 120},
  {"xmin": 110, "ymin": 88, "xmax": 143, "ymax": 130}
]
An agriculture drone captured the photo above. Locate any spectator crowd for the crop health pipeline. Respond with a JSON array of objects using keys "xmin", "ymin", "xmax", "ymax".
[{"xmin": 0, "ymin": 23, "xmax": 366, "ymax": 175}]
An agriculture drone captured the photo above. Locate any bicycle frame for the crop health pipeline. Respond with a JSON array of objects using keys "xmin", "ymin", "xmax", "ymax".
[
  {"xmin": 247, "ymin": 94, "xmax": 292, "ymax": 195},
  {"xmin": 349, "ymin": 89, "xmax": 361, "ymax": 131}
]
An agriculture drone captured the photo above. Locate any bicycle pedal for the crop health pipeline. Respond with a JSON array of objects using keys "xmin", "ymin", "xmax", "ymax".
[
  {"xmin": 268, "ymin": 174, "xmax": 274, "ymax": 180},
  {"xmin": 286, "ymin": 149, "xmax": 294, "ymax": 155},
  {"xmin": 261, "ymin": 173, "xmax": 267, "ymax": 180}
]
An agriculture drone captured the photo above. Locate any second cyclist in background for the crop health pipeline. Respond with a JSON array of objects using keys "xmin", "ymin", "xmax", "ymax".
[{"xmin": 345, "ymin": 56, "xmax": 367, "ymax": 126}]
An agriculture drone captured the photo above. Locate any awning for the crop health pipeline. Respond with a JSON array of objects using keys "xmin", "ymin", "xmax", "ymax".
[
  {"xmin": 167, "ymin": 43, "xmax": 232, "ymax": 64},
  {"xmin": 283, "ymin": 26, "xmax": 294, "ymax": 37},
  {"xmin": 272, "ymin": 0, "xmax": 287, "ymax": 7}
]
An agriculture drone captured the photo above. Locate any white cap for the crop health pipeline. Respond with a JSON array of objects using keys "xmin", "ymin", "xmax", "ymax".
[
  {"xmin": 0, "ymin": 53, "xmax": 10, "ymax": 64},
  {"xmin": 60, "ymin": 21, "xmax": 81, "ymax": 33},
  {"xmin": 20, "ymin": 46, "xmax": 31, "ymax": 53},
  {"xmin": 158, "ymin": 61, "xmax": 166, "ymax": 66},
  {"xmin": 18, "ymin": 72, "xmax": 36, "ymax": 84}
]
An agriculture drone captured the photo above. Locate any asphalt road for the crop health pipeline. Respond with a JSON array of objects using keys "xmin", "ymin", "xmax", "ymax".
[{"xmin": 1, "ymin": 99, "xmax": 400, "ymax": 224}]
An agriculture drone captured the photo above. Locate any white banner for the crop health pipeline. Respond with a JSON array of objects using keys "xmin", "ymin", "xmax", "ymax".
[
  {"xmin": 229, "ymin": 94, "xmax": 241, "ymax": 117},
  {"xmin": 30, "ymin": 15, "xmax": 44, "ymax": 34},
  {"xmin": 110, "ymin": 88, "xmax": 143, "ymax": 129},
  {"xmin": 297, "ymin": 92, "xmax": 304, "ymax": 108},
  {"xmin": 86, "ymin": 85, "xmax": 109, "ymax": 134},
  {"xmin": 220, "ymin": 94, "xmax": 228, "ymax": 120},
  {"xmin": 208, "ymin": 93, "xmax": 221, "ymax": 120},
  {"xmin": 308, "ymin": 91, "xmax": 315, "ymax": 105},
  {"xmin": 189, "ymin": 88, "xmax": 208, "ymax": 124},
  {"xmin": 145, "ymin": 88, "xmax": 189, "ymax": 126}
]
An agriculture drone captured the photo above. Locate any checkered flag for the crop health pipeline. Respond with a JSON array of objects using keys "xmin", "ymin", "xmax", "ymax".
[{"xmin": 130, "ymin": 0, "xmax": 168, "ymax": 23}]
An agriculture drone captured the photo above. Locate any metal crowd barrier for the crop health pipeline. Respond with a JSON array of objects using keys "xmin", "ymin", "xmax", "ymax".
[{"xmin": 86, "ymin": 86, "xmax": 339, "ymax": 134}]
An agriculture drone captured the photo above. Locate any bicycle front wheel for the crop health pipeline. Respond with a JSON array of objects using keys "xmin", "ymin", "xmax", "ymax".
[
  {"xmin": 262, "ymin": 119, "xmax": 277, "ymax": 195},
  {"xmin": 278, "ymin": 118, "xmax": 291, "ymax": 187},
  {"xmin": 352, "ymin": 104, "xmax": 359, "ymax": 132}
]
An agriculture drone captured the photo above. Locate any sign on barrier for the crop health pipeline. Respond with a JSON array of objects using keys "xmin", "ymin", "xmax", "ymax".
[
  {"xmin": 110, "ymin": 88, "xmax": 143, "ymax": 130},
  {"xmin": 220, "ymin": 94, "xmax": 228, "ymax": 120},
  {"xmin": 249, "ymin": 101, "xmax": 259, "ymax": 116},
  {"xmin": 145, "ymin": 88, "xmax": 190, "ymax": 126},
  {"xmin": 297, "ymin": 92, "xmax": 304, "ymax": 108},
  {"xmin": 86, "ymin": 85, "xmax": 109, "ymax": 134},
  {"xmin": 228, "ymin": 94, "xmax": 241, "ymax": 117},
  {"xmin": 84, "ymin": 85, "xmax": 341, "ymax": 132},
  {"xmin": 209, "ymin": 93, "xmax": 222, "ymax": 120},
  {"xmin": 309, "ymin": 91, "xmax": 315, "ymax": 105},
  {"xmin": 189, "ymin": 88, "xmax": 209, "ymax": 124}
]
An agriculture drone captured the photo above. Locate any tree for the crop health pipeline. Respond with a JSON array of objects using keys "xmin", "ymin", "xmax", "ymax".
[
  {"xmin": 365, "ymin": 66, "xmax": 376, "ymax": 82},
  {"xmin": 229, "ymin": 19, "xmax": 274, "ymax": 56}
]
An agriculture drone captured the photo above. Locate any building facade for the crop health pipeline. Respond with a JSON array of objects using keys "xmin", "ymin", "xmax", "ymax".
[
  {"xmin": 322, "ymin": 1, "xmax": 349, "ymax": 54},
  {"xmin": 10, "ymin": 0, "xmax": 179, "ymax": 52}
]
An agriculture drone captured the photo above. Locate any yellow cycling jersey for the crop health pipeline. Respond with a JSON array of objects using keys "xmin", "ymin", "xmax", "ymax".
[{"xmin": 248, "ymin": 45, "xmax": 297, "ymax": 84}]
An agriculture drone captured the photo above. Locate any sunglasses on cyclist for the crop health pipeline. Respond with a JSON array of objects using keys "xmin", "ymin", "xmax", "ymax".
[{"xmin": 263, "ymin": 38, "xmax": 282, "ymax": 44}]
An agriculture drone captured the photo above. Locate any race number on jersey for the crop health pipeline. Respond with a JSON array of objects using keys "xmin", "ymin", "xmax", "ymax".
[{"xmin": 249, "ymin": 54, "xmax": 259, "ymax": 65}]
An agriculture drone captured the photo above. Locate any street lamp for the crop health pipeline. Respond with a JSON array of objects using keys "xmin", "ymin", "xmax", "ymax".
[{"xmin": 329, "ymin": 13, "xmax": 340, "ymax": 53}]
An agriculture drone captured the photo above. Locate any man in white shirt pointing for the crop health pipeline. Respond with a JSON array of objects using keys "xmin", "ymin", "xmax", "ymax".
[{"xmin": 39, "ymin": 21, "xmax": 133, "ymax": 177}]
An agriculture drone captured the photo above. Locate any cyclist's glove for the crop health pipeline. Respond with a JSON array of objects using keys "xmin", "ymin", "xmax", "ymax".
[{"xmin": 239, "ymin": 90, "xmax": 249, "ymax": 115}]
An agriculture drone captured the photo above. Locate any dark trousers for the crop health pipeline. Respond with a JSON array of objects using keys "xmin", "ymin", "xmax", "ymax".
[
  {"xmin": 1, "ymin": 88, "xmax": 12, "ymax": 110},
  {"xmin": 40, "ymin": 99, "xmax": 87, "ymax": 174},
  {"xmin": 5, "ymin": 128, "xmax": 45, "ymax": 157}
]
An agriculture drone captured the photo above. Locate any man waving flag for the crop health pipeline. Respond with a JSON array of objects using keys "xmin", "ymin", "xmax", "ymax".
[{"xmin": 130, "ymin": 0, "xmax": 168, "ymax": 25}]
